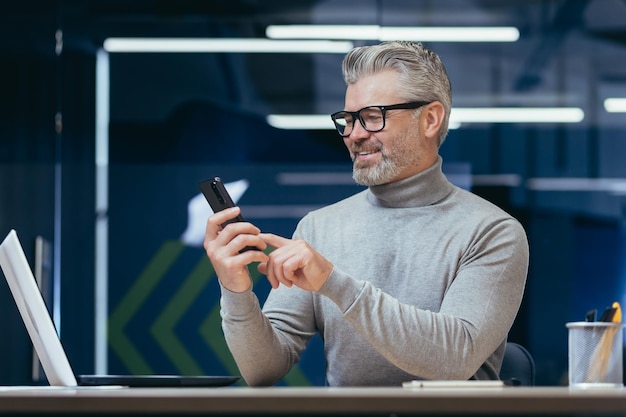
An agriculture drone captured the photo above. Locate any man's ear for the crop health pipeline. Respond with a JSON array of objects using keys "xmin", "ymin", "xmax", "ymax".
[{"xmin": 420, "ymin": 101, "xmax": 445, "ymax": 141}]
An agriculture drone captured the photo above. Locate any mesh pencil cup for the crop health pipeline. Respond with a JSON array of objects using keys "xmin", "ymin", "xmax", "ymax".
[{"xmin": 566, "ymin": 322, "xmax": 624, "ymax": 389}]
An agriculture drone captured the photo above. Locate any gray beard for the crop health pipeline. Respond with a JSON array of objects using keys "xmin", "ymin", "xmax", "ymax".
[{"xmin": 352, "ymin": 156, "xmax": 399, "ymax": 186}]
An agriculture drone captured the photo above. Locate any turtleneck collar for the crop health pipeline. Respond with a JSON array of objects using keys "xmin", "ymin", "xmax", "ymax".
[{"xmin": 366, "ymin": 156, "xmax": 455, "ymax": 208}]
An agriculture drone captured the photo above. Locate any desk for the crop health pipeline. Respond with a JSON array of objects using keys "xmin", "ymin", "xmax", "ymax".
[{"xmin": 0, "ymin": 386, "xmax": 625, "ymax": 416}]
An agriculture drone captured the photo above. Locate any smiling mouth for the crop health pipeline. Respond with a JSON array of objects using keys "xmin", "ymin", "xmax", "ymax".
[
  {"xmin": 352, "ymin": 149, "xmax": 381, "ymax": 164},
  {"xmin": 351, "ymin": 146, "xmax": 380, "ymax": 155}
]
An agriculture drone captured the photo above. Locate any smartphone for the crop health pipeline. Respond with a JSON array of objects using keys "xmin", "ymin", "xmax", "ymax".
[
  {"xmin": 199, "ymin": 177, "xmax": 245, "ymax": 227},
  {"xmin": 198, "ymin": 176, "xmax": 256, "ymax": 252}
]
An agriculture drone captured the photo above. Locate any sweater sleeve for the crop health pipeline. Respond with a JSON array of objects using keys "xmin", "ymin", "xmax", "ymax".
[
  {"xmin": 220, "ymin": 280, "xmax": 317, "ymax": 386},
  {"xmin": 317, "ymin": 218, "xmax": 529, "ymax": 380}
]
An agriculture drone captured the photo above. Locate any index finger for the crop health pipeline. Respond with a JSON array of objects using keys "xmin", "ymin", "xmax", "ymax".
[
  {"xmin": 259, "ymin": 233, "xmax": 292, "ymax": 249},
  {"xmin": 206, "ymin": 207, "xmax": 241, "ymax": 236}
]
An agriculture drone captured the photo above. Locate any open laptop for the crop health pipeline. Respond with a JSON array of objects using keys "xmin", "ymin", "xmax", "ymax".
[{"xmin": 0, "ymin": 229, "xmax": 240, "ymax": 388}]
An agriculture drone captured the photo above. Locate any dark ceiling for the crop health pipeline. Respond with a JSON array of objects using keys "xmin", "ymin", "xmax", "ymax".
[{"xmin": 3, "ymin": 0, "xmax": 626, "ymax": 128}]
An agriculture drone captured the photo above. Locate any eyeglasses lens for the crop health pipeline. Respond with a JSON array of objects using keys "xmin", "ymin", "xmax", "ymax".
[
  {"xmin": 333, "ymin": 107, "xmax": 384, "ymax": 136},
  {"xmin": 360, "ymin": 108, "xmax": 384, "ymax": 132},
  {"xmin": 333, "ymin": 114, "xmax": 351, "ymax": 136}
]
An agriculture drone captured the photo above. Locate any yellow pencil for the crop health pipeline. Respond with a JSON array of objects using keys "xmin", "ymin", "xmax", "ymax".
[{"xmin": 585, "ymin": 302, "xmax": 622, "ymax": 383}]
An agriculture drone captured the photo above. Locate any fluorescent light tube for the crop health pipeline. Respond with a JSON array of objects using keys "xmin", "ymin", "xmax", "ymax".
[
  {"xmin": 450, "ymin": 107, "xmax": 584, "ymax": 124},
  {"xmin": 266, "ymin": 25, "xmax": 519, "ymax": 42},
  {"xmin": 267, "ymin": 115, "xmax": 334, "ymax": 130},
  {"xmin": 266, "ymin": 114, "xmax": 462, "ymax": 130},
  {"xmin": 604, "ymin": 98, "xmax": 626, "ymax": 113},
  {"xmin": 527, "ymin": 178, "xmax": 626, "ymax": 194},
  {"xmin": 267, "ymin": 107, "xmax": 584, "ymax": 130},
  {"xmin": 103, "ymin": 38, "xmax": 354, "ymax": 53},
  {"xmin": 267, "ymin": 25, "xmax": 381, "ymax": 40},
  {"xmin": 380, "ymin": 27, "xmax": 519, "ymax": 42}
]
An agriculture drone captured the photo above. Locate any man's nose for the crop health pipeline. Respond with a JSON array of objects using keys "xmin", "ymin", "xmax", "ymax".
[{"xmin": 347, "ymin": 118, "xmax": 370, "ymax": 141}]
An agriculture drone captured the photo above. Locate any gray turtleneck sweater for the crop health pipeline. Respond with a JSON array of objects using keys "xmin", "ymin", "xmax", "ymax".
[{"xmin": 219, "ymin": 158, "xmax": 529, "ymax": 386}]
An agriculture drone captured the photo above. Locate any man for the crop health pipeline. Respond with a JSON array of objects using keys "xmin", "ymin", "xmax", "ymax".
[{"xmin": 204, "ymin": 41, "xmax": 529, "ymax": 386}]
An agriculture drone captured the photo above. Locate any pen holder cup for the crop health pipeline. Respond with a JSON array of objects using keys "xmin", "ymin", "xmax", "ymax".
[{"xmin": 566, "ymin": 321, "xmax": 624, "ymax": 389}]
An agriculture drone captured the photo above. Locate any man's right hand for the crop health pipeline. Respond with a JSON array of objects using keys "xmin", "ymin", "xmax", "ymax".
[{"xmin": 203, "ymin": 207, "xmax": 269, "ymax": 293}]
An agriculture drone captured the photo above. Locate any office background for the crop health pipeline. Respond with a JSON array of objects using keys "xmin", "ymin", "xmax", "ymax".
[{"xmin": 1, "ymin": 0, "xmax": 626, "ymax": 387}]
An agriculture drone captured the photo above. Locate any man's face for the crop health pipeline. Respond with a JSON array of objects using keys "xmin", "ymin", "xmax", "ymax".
[{"xmin": 343, "ymin": 70, "xmax": 434, "ymax": 186}]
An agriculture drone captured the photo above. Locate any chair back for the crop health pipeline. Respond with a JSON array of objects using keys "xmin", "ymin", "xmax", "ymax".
[{"xmin": 499, "ymin": 342, "xmax": 535, "ymax": 386}]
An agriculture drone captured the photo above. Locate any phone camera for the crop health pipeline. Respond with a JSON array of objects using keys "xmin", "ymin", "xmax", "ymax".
[{"xmin": 210, "ymin": 182, "xmax": 225, "ymax": 204}]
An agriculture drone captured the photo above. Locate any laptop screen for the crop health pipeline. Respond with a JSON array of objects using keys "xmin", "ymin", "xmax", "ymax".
[
  {"xmin": 0, "ymin": 230, "xmax": 78, "ymax": 386},
  {"xmin": 0, "ymin": 229, "xmax": 240, "ymax": 388}
]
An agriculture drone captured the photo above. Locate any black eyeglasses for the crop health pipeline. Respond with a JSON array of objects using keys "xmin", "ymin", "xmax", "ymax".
[{"xmin": 330, "ymin": 101, "xmax": 432, "ymax": 137}]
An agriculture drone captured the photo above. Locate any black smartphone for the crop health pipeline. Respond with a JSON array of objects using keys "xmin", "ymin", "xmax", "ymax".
[
  {"xmin": 199, "ymin": 176, "xmax": 256, "ymax": 252},
  {"xmin": 199, "ymin": 176, "xmax": 245, "ymax": 226}
]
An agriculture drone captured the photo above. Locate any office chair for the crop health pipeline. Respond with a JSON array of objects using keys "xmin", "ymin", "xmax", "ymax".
[{"xmin": 499, "ymin": 342, "xmax": 536, "ymax": 386}]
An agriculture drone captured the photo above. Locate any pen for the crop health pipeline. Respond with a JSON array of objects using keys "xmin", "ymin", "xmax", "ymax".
[
  {"xmin": 585, "ymin": 301, "xmax": 622, "ymax": 382},
  {"xmin": 598, "ymin": 306, "xmax": 617, "ymax": 322}
]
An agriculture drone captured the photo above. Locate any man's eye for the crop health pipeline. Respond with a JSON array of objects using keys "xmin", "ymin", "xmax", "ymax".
[{"xmin": 364, "ymin": 113, "xmax": 382, "ymax": 123}]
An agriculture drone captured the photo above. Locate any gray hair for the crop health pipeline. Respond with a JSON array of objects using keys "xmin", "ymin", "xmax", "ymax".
[{"xmin": 342, "ymin": 41, "xmax": 452, "ymax": 146}]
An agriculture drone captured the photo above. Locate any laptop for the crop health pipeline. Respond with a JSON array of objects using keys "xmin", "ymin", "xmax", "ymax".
[{"xmin": 0, "ymin": 229, "xmax": 240, "ymax": 388}]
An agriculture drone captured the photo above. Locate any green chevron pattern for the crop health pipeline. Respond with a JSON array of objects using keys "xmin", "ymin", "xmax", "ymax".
[
  {"xmin": 150, "ymin": 256, "xmax": 214, "ymax": 374},
  {"xmin": 197, "ymin": 266, "xmax": 264, "ymax": 378},
  {"xmin": 108, "ymin": 240, "xmax": 185, "ymax": 374},
  {"xmin": 109, "ymin": 241, "xmax": 312, "ymax": 386}
]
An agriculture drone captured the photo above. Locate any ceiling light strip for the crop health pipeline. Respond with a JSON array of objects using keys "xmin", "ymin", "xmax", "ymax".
[
  {"xmin": 451, "ymin": 107, "xmax": 584, "ymax": 124},
  {"xmin": 267, "ymin": 115, "xmax": 332, "ymax": 130},
  {"xmin": 266, "ymin": 114, "xmax": 461, "ymax": 130},
  {"xmin": 604, "ymin": 98, "xmax": 626, "ymax": 113},
  {"xmin": 266, "ymin": 25, "xmax": 519, "ymax": 42},
  {"xmin": 527, "ymin": 178, "xmax": 626, "ymax": 194},
  {"xmin": 265, "ymin": 25, "xmax": 380, "ymax": 40},
  {"xmin": 103, "ymin": 38, "xmax": 354, "ymax": 53},
  {"xmin": 267, "ymin": 25, "xmax": 381, "ymax": 40},
  {"xmin": 267, "ymin": 107, "xmax": 584, "ymax": 130}
]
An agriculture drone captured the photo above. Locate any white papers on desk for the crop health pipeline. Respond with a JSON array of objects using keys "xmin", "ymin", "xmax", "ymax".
[{"xmin": 403, "ymin": 380, "xmax": 506, "ymax": 389}]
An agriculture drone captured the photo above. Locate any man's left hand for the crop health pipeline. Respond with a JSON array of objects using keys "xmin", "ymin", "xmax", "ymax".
[{"xmin": 258, "ymin": 233, "xmax": 333, "ymax": 292}]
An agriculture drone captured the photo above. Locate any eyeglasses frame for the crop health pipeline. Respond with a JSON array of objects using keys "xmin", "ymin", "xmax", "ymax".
[{"xmin": 330, "ymin": 101, "xmax": 433, "ymax": 137}]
